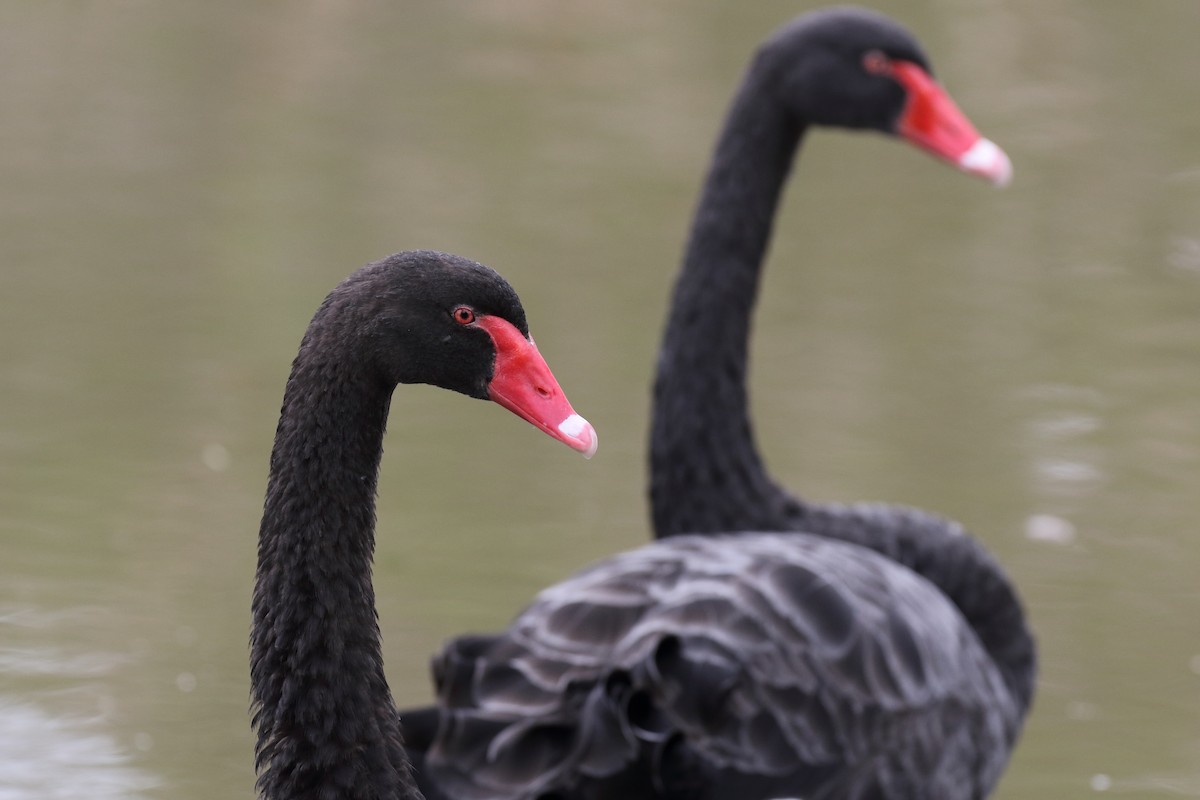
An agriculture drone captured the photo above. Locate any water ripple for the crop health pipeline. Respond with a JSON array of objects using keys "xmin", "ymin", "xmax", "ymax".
[{"xmin": 0, "ymin": 699, "xmax": 159, "ymax": 800}]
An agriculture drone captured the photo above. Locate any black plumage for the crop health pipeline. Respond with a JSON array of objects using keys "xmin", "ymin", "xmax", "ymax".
[
  {"xmin": 406, "ymin": 8, "xmax": 1032, "ymax": 800},
  {"xmin": 251, "ymin": 250, "xmax": 593, "ymax": 800}
]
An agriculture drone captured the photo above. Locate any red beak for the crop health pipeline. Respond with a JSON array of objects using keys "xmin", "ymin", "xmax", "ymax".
[
  {"xmin": 890, "ymin": 61, "xmax": 1012, "ymax": 187},
  {"xmin": 476, "ymin": 315, "xmax": 598, "ymax": 458}
]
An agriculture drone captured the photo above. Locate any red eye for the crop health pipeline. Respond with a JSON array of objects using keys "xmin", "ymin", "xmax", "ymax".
[
  {"xmin": 863, "ymin": 50, "xmax": 893, "ymax": 76},
  {"xmin": 452, "ymin": 306, "xmax": 476, "ymax": 325}
]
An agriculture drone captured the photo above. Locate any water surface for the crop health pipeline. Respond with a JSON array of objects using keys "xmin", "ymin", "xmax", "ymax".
[{"xmin": 2, "ymin": 1, "xmax": 1199, "ymax": 797}]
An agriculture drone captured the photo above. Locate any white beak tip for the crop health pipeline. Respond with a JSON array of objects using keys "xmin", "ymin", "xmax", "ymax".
[
  {"xmin": 558, "ymin": 414, "xmax": 598, "ymax": 459},
  {"xmin": 960, "ymin": 138, "xmax": 1013, "ymax": 188}
]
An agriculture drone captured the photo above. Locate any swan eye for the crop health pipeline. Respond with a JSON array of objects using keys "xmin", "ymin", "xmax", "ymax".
[
  {"xmin": 452, "ymin": 306, "xmax": 476, "ymax": 325},
  {"xmin": 863, "ymin": 50, "xmax": 893, "ymax": 76}
]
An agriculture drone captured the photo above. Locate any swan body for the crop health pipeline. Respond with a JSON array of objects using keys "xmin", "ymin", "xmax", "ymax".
[{"xmin": 423, "ymin": 525, "xmax": 1015, "ymax": 800}]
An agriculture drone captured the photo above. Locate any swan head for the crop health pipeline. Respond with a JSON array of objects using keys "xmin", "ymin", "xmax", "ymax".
[
  {"xmin": 760, "ymin": 6, "xmax": 1012, "ymax": 187},
  {"xmin": 320, "ymin": 251, "xmax": 598, "ymax": 458}
]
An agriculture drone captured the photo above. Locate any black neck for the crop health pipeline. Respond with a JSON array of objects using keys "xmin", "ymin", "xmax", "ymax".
[
  {"xmin": 648, "ymin": 59, "xmax": 1036, "ymax": 716},
  {"xmin": 651, "ymin": 64, "xmax": 805, "ymax": 536},
  {"xmin": 251, "ymin": 341, "xmax": 418, "ymax": 800}
]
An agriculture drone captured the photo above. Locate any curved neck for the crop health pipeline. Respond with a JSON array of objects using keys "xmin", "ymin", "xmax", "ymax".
[
  {"xmin": 251, "ymin": 344, "xmax": 419, "ymax": 800},
  {"xmin": 802, "ymin": 503, "xmax": 1037, "ymax": 717},
  {"xmin": 648, "ymin": 62, "xmax": 1036, "ymax": 716},
  {"xmin": 651, "ymin": 64, "xmax": 806, "ymax": 536}
]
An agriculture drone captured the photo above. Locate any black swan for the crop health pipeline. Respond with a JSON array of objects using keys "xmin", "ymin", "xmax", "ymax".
[
  {"xmin": 404, "ymin": 7, "xmax": 1033, "ymax": 800},
  {"xmin": 250, "ymin": 250, "xmax": 597, "ymax": 800}
]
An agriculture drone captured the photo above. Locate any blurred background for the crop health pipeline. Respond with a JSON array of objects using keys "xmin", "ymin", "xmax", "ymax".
[{"xmin": 1, "ymin": 0, "xmax": 1198, "ymax": 797}]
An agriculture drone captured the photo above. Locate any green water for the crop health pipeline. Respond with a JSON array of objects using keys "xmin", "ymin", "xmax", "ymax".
[{"xmin": 2, "ymin": 1, "xmax": 1199, "ymax": 797}]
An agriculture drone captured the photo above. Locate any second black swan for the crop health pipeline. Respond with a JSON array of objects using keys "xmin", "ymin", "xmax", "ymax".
[{"xmin": 404, "ymin": 8, "xmax": 1033, "ymax": 800}]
